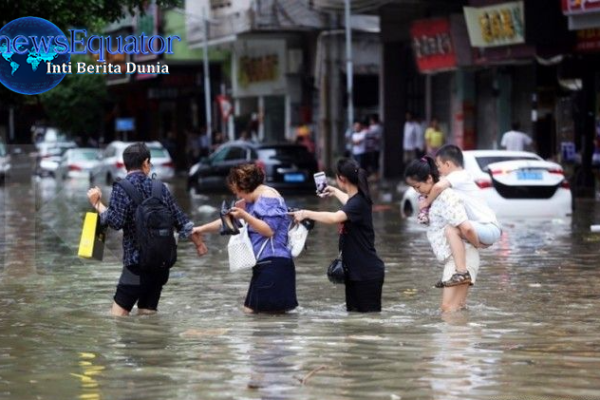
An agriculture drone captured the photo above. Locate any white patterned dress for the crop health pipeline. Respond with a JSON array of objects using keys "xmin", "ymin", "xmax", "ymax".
[{"xmin": 426, "ymin": 189, "xmax": 480, "ymax": 283}]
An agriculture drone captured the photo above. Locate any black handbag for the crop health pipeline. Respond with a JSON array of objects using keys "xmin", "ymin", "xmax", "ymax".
[{"xmin": 327, "ymin": 250, "xmax": 346, "ymax": 284}]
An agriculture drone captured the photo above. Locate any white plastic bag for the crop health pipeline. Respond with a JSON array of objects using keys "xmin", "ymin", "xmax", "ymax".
[
  {"xmin": 228, "ymin": 221, "xmax": 269, "ymax": 272},
  {"xmin": 287, "ymin": 222, "xmax": 309, "ymax": 258}
]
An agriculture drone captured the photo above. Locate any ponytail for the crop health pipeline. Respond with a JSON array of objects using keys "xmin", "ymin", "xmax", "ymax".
[{"xmin": 336, "ymin": 158, "xmax": 372, "ymax": 204}]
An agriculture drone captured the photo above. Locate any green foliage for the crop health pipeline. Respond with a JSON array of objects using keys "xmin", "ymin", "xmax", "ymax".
[
  {"xmin": 1, "ymin": 0, "xmax": 183, "ymax": 31},
  {"xmin": 39, "ymin": 57, "xmax": 108, "ymax": 136}
]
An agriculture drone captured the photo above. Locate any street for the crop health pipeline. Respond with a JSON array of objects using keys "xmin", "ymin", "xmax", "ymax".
[{"xmin": 1, "ymin": 154, "xmax": 600, "ymax": 400}]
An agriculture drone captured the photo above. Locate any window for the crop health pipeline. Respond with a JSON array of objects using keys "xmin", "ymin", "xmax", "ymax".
[{"xmin": 475, "ymin": 155, "xmax": 540, "ymax": 171}]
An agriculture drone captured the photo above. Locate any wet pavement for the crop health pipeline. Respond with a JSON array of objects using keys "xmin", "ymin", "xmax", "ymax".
[{"xmin": 1, "ymin": 156, "xmax": 600, "ymax": 400}]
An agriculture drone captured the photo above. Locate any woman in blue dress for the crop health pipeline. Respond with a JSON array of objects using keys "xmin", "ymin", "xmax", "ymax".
[{"xmin": 193, "ymin": 163, "xmax": 297, "ymax": 313}]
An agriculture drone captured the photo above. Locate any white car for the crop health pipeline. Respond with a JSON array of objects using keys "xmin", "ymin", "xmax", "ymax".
[
  {"xmin": 36, "ymin": 141, "xmax": 78, "ymax": 177},
  {"xmin": 400, "ymin": 150, "xmax": 573, "ymax": 218},
  {"xmin": 91, "ymin": 141, "xmax": 175, "ymax": 185},
  {"xmin": 57, "ymin": 148, "xmax": 101, "ymax": 179}
]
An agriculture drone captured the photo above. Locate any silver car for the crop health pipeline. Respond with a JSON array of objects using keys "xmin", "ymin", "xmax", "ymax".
[
  {"xmin": 57, "ymin": 148, "xmax": 101, "ymax": 180},
  {"xmin": 91, "ymin": 141, "xmax": 175, "ymax": 185}
]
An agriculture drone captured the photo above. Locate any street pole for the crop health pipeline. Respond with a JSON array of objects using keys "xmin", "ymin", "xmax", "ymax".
[
  {"xmin": 344, "ymin": 0, "xmax": 354, "ymax": 130},
  {"xmin": 202, "ymin": 6, "xmax": 212, "ymax": 147}
]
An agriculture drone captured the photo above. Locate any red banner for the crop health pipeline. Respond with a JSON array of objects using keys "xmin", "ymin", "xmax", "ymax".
[
  {"xmin": 562, "ymin": 0, "xmax": 600, "ymax": 15},
  {"xmin": 575, "ymin": 28, "xmax": 600, "ymax": 51},
  {"xmin": 410, "ymin": 18, "xmax": 457, "ymax": 73}
]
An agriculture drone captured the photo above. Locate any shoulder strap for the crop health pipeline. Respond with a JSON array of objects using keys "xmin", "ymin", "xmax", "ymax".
[
  {"xmin": 117, "ymin": 179, "xmax": 143, "ymax": 206},
  {"xmin": 151, "ymin": 179, "xmax": 164, "ymax": 200}
]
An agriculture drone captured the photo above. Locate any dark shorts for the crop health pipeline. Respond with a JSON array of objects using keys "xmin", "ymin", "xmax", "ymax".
[
  {"xmin": 113, "ymin": 265, "xmax": 170, "ymax": 312},
  {"xmin": 245, "ymin": 257, "xmax": 298, "ymax": 313},
  {"xmin": 345, "ymin": 278, "xmax": 384, "ymax": 312}
]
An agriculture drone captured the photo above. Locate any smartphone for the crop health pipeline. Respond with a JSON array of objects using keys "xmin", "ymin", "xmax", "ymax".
[{"xmin": 313, "ymin": 172, "xmax": 327, "ymax": 194}]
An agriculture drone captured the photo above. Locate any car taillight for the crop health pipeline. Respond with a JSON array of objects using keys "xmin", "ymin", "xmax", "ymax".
[
  {"xmin": 561, "ymin": 179, "xmax": 570, "ymax": 189},
  {"xmin": 115, "ymin": 161, "xmax": 124, "ymax": 169},
  {"xmin": 475, "ymin": 179, "xmax": 492, "ymax": 189},
  {"xmin": 162, "ymin": 161, "xmax": 175, "ymax": 168},
  {"xmin": 547, "ymin": 168, "xmax": 564, "ymax": 175},
  {"xmin": 68, "ymin": 164, "xmax": 82, "ymax": 171},
  {"xmin": 256, "ymin": 160, "xmax": 265, "ymax": 172}
]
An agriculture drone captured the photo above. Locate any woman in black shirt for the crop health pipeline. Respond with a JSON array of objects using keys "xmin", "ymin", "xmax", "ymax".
[{"xmin": 290, "ymin": 158, "xmax": 385, "ymax": 312}]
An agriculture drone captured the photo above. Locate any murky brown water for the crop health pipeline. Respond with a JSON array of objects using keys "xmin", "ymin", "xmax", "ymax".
[{"xmin": 2, "ymin": 167, "xmax": 600, "ymax": 400}]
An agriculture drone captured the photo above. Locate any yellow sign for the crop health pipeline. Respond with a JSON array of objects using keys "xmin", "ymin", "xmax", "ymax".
[{"xmin": 464, "ymin": 1, "xmax": 525, "ymax": 47}]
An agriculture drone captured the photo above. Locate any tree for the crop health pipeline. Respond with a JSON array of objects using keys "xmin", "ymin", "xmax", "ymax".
[{"xmin": 39, "ymin": 58, "xmax": 108, "ymax": 139}]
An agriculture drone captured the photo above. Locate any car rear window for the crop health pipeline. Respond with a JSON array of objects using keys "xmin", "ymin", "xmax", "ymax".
[
  {"xmin": 150, "ymin": 148, "xmax": 169, "ymax": 158},
  {"xmin": 258, "ymin": 146, "xmax": 310, "ymax": 160},
  {"xmin": 72, "ymin": 150, "xmax": 99, "ymax": 161},
  {"xmin": 475, "ymin": 155, "xmax": 540, "ymax": 171}
]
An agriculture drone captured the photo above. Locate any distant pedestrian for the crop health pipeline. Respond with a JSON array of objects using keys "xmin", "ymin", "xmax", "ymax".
[
  {"xmin": 289, "ymin": 158, "xmax": 385, "ymax": 312},
  {"xmin": 351, "ymin": 120, "xmax": 367, "ymax": 170},
  {"xmin": 366, "ymin": 114, "xmax": 382, "ymax": 181},
  {"xmin": 500, "ymin": 122, "xmax": 534, "ymax": 151},
  {"xmin": 403, "ymin": 112, "xmax": 420, "ymax": 166},
  {"xmin": 86, "ymin": 142, "xmax": 207, "ymax": 316},
  {"xmin": 425, "ymin": 117, "xmax": 444, "ymax": 155}
]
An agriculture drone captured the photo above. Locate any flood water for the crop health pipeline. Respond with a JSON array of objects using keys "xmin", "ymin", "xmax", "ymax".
[{"xmin": 2, "ymin": 166, "xmax": 600, "ymax": 400}]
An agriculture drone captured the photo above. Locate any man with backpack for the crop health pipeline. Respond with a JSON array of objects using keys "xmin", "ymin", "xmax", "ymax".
[{"xmin": 87, "ymin": 142, "xmax": 207, "ymax": 316}]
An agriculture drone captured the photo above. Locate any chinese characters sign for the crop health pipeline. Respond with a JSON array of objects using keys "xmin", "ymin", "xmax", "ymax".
[
  {"xmin": 562, "ymin": 0, "xmax": 600, "ymax": 15},
  {"xmin": 410, "ymin": 18, "xmax": 457, "ymax": 73},
  {"xmin": 463, "ymin": 1, "xmax": 525, "ymax": 48}
]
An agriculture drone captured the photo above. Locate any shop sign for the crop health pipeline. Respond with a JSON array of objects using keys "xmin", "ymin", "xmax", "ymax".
[
  {"xmin": 410, "ymin": 18, "xmax": 457, "ymax": 73},
  {"xmin": 562, "ymin": 0, "xmax": 600, "ymax": 15},
  {"xmin": 233, "ymin": 39, "xmax": 286, "ymax": 98},
  {"xmin": 463, "ymin": 1, "xmax": 525, "ymax": 48},
  {"xmin": 575, "ymin": 28, "xmax": 600, "ymax": 51}
]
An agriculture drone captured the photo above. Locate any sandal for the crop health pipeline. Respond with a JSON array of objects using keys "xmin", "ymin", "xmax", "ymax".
[
  {"xmin": 443, "ymin": 271, "xmax": 472, "ymax": 287},
  {"xmin": 433, "ymin": 280, "xmax": 445, "ymax": 289}
]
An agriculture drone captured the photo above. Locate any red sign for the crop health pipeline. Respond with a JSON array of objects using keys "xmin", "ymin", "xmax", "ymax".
[
  {"xmin": 562, "ymin": 0, "xmax": 600, "ymax": 15},
  {"xmin": 410, "ymin": 18, "xmax": 457, "ymax": 73},
  {"xmin": 575, "ymin": 28, "xmax": 600, "ymax": 51},
  {"xmin": 216, "ymin": 95, "xmax": 233, "ymax": 121}
]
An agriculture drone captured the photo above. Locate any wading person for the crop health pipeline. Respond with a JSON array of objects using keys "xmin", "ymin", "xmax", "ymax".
[
  {"xmin": 193, "ymin": 163, "xmax": 298, "ymax": 313},
  {"xmin": 404, "ymin": 156, "xmax": 480, "ymax": 313},
  {"xmin": 418, "ymin": 145, "xmax": 501, "ymax": 287},
  {"xmin": 87, "ymin": 142, "xmax": 207, "ymax": 316},
  {"xmin": 289, "ymin": 158, "xmax": 385, "ymax": 312}
]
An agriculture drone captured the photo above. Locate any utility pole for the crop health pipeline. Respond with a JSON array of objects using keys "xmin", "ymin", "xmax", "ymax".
[
  {"xmin": 344, "ymin": 0, "xmax": 354, "ymax": 130},
  {"xmin": 202, "ymin": 6, "xmax": 212, "ymax": 146}
]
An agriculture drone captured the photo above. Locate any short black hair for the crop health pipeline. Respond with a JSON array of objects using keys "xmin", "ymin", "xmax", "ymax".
[
  {"xmin": 435, "ymin": 144, "xmax": 464, "ymax": 167},
  {"xmin": 512, "ymin": 121, "xmax": 520, "ymax": 131},
  {"xmin": 123, "ymin": 142, "xmax": 151, "ymax": 171}
]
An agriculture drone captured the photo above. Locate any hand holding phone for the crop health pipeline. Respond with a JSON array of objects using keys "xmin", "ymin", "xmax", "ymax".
[{"xmin": 314, "ymin": 172, "xmax": 327, "ymax": 195}]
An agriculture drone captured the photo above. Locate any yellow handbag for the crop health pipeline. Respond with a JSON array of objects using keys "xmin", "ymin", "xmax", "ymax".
[{"xmin": 78, "ymin": 212, "xmax": 106, "ymax": 260}]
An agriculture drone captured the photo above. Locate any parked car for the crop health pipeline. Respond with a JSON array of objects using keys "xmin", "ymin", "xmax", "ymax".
[
  {"xmin": 57, "ymin": 148, "xmax": 101, "ymax": 179},
  {"xmin": 188, "ymin": 141, "xmax": 319, "ymax": 193},
  {"xmin": 90, "ymin": 141, "xmax": 175, "ymax": 185},
  {"xmin": 0, "ymin": 142, "xmax": 10, "ymax": 185},
  {"xmin": 35, "ymin": 141, "xmax": 78, "ymax": 177},
  {"xmin": 400, "ymin": 150, "xmax": 573, "ymax": 218}
]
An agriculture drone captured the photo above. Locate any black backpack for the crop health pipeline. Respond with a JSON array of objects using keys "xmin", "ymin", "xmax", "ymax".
[{"xmin": 117, "ymin": 179, "xmax": 177, "ymax": 271}]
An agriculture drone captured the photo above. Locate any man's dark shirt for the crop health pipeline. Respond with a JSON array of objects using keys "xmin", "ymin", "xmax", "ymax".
[{"xmin": 99, "ymin": 171, "xmax": 193, "ymax": 267}]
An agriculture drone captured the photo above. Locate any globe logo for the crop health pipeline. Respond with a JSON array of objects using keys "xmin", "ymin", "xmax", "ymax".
[{"xmin": 0, "ymin": 17, "xmax": 71, "ymax": 95}]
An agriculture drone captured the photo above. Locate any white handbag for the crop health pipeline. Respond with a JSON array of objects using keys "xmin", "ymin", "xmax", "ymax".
[
  {"xmin": 287, "ymin": 222, "xmax": 309, "ymax": 258},
  {"xmin": 228, "ymin": 221, "xmax": 269, "ymax": 272}
]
